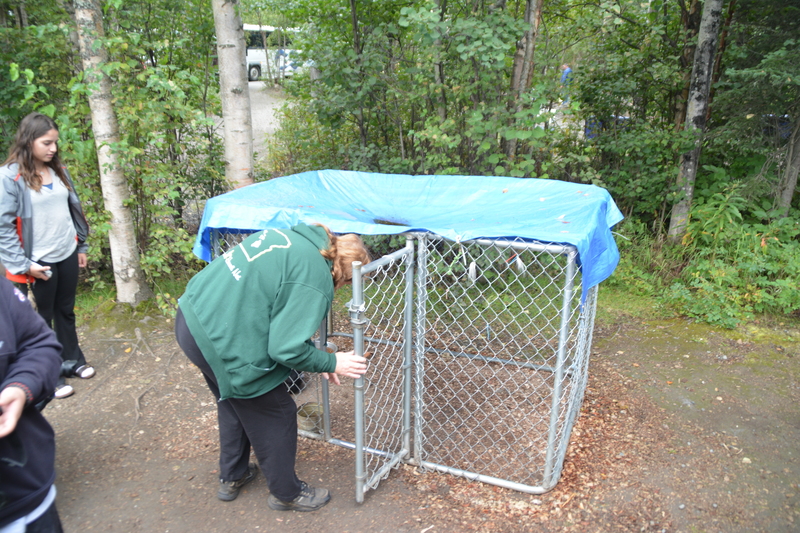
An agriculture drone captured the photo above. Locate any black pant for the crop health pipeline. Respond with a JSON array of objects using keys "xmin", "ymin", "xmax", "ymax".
[
  {"xmin": 31, "ymin": 248, "xmax": 86, "ymax": 376},
  {"xmin": 175, "ymin": 308, "xmax": 303, "ymax": 502}
]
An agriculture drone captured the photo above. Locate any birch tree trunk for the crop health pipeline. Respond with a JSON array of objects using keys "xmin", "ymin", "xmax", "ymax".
[
  {"xmin": 72, "ymin": 0, "xmax": 152, "ymax": 304},
  {"xmin": 776, "ymin": 116, "xmax": 800, "ymax": 214},
  {"xmin": 506, "ymin": 0, "xmax": 543, "ymax": 159},
  {"xmin": 672, "ymin": 0, "xmax": 700, "ymax": 130},
  {"xmin": 211, "ymin": 0, "xmax": 254, "ymax": 188},
  {"xmin": 667, "ymin": 0, "xmax": 725, "ymax": 241}
]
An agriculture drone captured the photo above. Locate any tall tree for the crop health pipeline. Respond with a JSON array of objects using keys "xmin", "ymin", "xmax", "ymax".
[
  {"xmin": 668, "ymin": 0, "xmax": 725, "ymax": 240},
  {"xmin": 72, "ymin": 0, "xmax": 152, "ymax": 304},
  {"xmin": 778, "ymin": 119, "xmax": 800, "ymax": 213},
  {"xmin": 211, "ymin": 0, "xmax": 254, "ymax": 188},
  {"xmin": 709, "ymin": 0, "xmax": 800, "ymax": 215},
  {"xmin": 506, "ymin": 0, "xmax": 543, "ymax": 159},
  {"xmin": 672, "ymin": 0, "xmax": 701, "ymax": 130}
]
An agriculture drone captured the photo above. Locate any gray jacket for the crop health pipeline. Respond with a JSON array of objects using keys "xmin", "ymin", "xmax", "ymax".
[{"xmin": 0, "ymin": 162, "xmax": 89, "ymax": 278}]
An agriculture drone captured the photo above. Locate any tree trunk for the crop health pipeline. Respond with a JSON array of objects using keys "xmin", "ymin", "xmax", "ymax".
[
  {"xmin": 776, "ymin": 116, "xmax": 800, "ymax": 214},
  {"xmin": 506, "ymin": 0, "xmax": 543, "ymax": 159},
  {"xmin": 260, "ymin": 29, "xmax": 274, "ymax": 85},
  {"xmin": 72, "ymin": 0, "xmax": 153, "ymax": 304},
  {"xmin": 252, "ymin": 11, "xmax": 275, "ymax": 86},
  {"xmin": 55, "ymin": 0, "xmax": 81, "ymax": 53},
  {"xmin": 672, "ymin": 0, "xmax": 701, "ymax": 130},
  {"xmin": 211, "ymin": 0, "xmax": 254, "ymax": 189},
  {"xmin": 14, "ymin": 0, "xmax": 28, "ymax": 28},
  {"xmin": 668, "ymin": 0, "xmax": 725, "ymax": 241},
  {"xmin": 706, "ymin": 0, "xmax": 736, "ymax": 122},
  {"xmin": 510, "ymin": 0, "xmax": 541, "ymax": 93},
  {"xmin": 433, "ymin": 0, "xmax": 448, "ymax": 123},
  {"xmin": 349, "ymin": 0, "xmax": 368, "ymax": 146}
]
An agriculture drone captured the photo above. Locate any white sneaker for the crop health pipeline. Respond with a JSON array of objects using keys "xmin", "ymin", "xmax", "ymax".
[
  {"xmin": 74, "ymin": 364, "xmax": 96, "ymax": 379},
  {"xmin": 54, "ymin": 384, "xmax": 74, "ymax": 399}
]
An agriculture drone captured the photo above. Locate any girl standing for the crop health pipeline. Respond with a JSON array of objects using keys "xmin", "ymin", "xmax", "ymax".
[{"xmin": 0, "ymin": 112, "xmax": 94, "ymax": 400}]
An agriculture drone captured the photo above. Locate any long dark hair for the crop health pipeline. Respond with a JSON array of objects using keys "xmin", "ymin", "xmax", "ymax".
[{"xmin": 3, "ymin": 112, "xmax": 69, "ymax": 192}]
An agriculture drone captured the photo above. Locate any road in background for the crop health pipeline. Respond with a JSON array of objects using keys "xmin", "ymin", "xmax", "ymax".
[{"xmin": 249, "ymin": 80, "xmax": 285, "ymax": 162}]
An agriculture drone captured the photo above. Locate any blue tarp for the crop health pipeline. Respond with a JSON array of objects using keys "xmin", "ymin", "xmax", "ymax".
[{"xmin": 193, "ymin": 170, "xmax": 624, "ymax": 298}]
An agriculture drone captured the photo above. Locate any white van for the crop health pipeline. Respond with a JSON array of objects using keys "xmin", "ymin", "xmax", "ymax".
[{"xmin": 244, "ymin": 24, "xmax": 301, "ymax": 81}]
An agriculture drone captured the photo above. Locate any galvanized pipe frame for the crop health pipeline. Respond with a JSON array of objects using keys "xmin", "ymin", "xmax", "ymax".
[
  {"xmin": 409, "ymin": 233, "xmax": 592, "ymax": 495},
  {"xmin": 350, "ymin": 240, "xmax": 416, "ymax": 501},
  {"xmin": 209, "ymin": 229, "xmax": 598, "ymax": 499}
]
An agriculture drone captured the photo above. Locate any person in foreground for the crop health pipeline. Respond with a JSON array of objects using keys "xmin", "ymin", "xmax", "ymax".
[
  {"xmin": 175, "ymin": 223, "xmax": 370, "ymax": 512},
  {"xmin": 0, "ymin": 112, "xmax": 94, "ymax": 400},
  {"xmin": 0, "ymin": 276, "xmax": 64, "ymax": 532}
]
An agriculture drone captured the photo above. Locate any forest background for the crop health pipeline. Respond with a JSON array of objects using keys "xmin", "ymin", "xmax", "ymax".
[{"xmin": 0, "ymin": 0, "xmax": 798, "ymax": 328}]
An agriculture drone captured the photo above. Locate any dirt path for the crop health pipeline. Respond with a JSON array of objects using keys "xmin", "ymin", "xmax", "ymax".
[
  {"xmin": 42, "ymin": 307, "xmax": 799, "ymax": 532},
  {"xmin": 249, "ymin": 81, "xmax": 284, "ymax": 162}
]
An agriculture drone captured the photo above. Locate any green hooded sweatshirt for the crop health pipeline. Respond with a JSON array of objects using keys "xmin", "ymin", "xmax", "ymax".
[{"xmin": 178, "ymin": 224, "xmax": 337, "ymax": 399}]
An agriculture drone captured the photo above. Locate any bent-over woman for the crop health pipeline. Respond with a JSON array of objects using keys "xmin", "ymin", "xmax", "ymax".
[{"xmin": 175, "ymin": 223, "xmax": 370, "ymax": 512}]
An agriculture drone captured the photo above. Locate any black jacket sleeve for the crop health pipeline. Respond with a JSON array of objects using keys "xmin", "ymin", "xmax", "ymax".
[{"xmin": 0, "ymin": 278, "xmax": 62, "ymax": 405}]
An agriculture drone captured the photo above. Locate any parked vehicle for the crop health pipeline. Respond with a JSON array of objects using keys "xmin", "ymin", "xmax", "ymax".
[{"xmin": 243, "ymin": 24, "xmax": 303, "ymax": 81}]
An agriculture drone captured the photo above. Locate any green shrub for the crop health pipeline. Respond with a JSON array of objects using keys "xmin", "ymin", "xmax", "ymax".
[{"xmin": 665, "ymin": 184, "xmax": 800, "ymax": 327}]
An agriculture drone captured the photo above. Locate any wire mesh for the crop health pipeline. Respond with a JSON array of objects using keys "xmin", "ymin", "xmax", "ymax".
[
  {"xmin": 411, "ymin": 235, "xmax": 591, "ymax": 492},
  {"xmin": 211, "ymin": 229, "xmax": 598, "ymax": 497},
  {"xmin": 349, "ymin": 242, "xmax": 415, "ymax": 498}
]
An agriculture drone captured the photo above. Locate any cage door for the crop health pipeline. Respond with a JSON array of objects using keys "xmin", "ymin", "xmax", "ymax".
[{"xmin": 350, "ymin": 240, "xmax": 415, "ymax": 503}]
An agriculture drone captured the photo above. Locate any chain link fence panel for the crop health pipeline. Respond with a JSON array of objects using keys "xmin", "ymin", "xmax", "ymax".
[
  {"xmin": 410, "ymin": 235, "xmax": 594, "ymax": 493},
  {"xmin": 211, "ymin": 229, "xmax": 598, "ymax": 499}
]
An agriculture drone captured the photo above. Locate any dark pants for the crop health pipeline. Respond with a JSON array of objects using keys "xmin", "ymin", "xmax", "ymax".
[
  {"xmin": 31, "ymin": 248, "xmax": 86, "ymax": 381},
  {"xmin": 175, "ymin": 308, "xmax": 303, "ymax": 502},
  {"xmin": 24, "ymin": 500, "xmax": 63, "ymax": 533}
]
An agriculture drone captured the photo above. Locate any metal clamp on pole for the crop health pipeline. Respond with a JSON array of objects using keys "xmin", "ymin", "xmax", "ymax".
[
  {"xmin": 349, "ymin": 261, "xmax": 368, "ymax": 503},
  {"xmin": 346, "ymin": 300, "xmax": 368, "ymax": 325}
]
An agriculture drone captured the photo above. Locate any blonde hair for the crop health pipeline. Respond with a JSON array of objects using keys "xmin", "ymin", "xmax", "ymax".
[{"xmin": 316, "ymin": 224, "xmax": 371, "ymax": 289}]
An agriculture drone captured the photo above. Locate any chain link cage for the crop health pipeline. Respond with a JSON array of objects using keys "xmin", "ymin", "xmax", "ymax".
[{"xmin": 209, "ymin": 229, "xmax": 598, "ymax": 500}]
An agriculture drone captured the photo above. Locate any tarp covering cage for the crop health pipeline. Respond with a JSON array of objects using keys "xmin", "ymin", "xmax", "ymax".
[{"xmin": 194, "ymin": 170, "xmax": 623, "ymax": 500}]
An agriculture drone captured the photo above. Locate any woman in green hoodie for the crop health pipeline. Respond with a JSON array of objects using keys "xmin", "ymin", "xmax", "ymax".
[{"xmin": 175, "ymin": 223, "xmax": 370, "ymax": 512}]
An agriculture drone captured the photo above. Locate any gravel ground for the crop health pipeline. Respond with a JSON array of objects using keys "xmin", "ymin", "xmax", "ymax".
[{"xmin": 42, "ymin": 306, "xmax": 800, "ymax": 533}]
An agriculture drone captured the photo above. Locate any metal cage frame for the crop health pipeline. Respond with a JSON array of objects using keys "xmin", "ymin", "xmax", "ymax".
[{"xmin": 210, "ymin": 229, "xmax": 598, "ymax": 501}]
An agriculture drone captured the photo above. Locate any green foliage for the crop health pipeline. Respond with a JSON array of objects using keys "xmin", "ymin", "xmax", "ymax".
[
  {"xmin": 1, "ymin": 0, "xmax": 797, "ymax": 329},
  {"xmin": 0, "ymin": 0, "xmax": 223, "ymax": 296},
  {"xmin": 361, "ymin": 234, "xmax": 408, "ymax": 258},
  {"xmin": 268, "ymin": 0, "xmax": 561, "ymax": 177},
  {"xmin": 666, "ymin": 183, "xmax": 800, "ymax": 327},
  {"xmin": 0, "ymin": 15, "xmax": 74, "ymax": 147},
  {"xmin": 585, "ymin": 121, "xmax": 694, "ymax": 222},
  {"xmin": 604, "ymin": 219, "xmax": 683, "ymax": 297},
  {"xmin": 266, "ymin": 101, "xmax": 359, "ymax": 175}
]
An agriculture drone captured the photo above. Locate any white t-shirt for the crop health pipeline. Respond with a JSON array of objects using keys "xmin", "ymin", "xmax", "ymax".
[{"xmin": 30, "ymin": 168, "xmax": 78, "ymax": 263}]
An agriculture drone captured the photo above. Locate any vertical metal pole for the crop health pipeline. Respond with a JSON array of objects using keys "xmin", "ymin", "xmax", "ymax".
[
  {"xmin": 543, "ymin": 250, "xmax": 576, "ymax": 485},
  {"xmin": 349, "ymin": 261, "xmax": 367, "ymax": 502},
  {"xmin": 315, "ymin": 312, "xmax": 332, "ymax": 441},
  {"xmin": 402, "ymin": 237, "xmax": 415, "ymax": 458},
  {"xmin": 412, "ymin": 235, "xmax": 429, "ymax": 465},
  {"xmin": 211, "ymin": 229, "xmax": 220, "ymax": 259}
]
